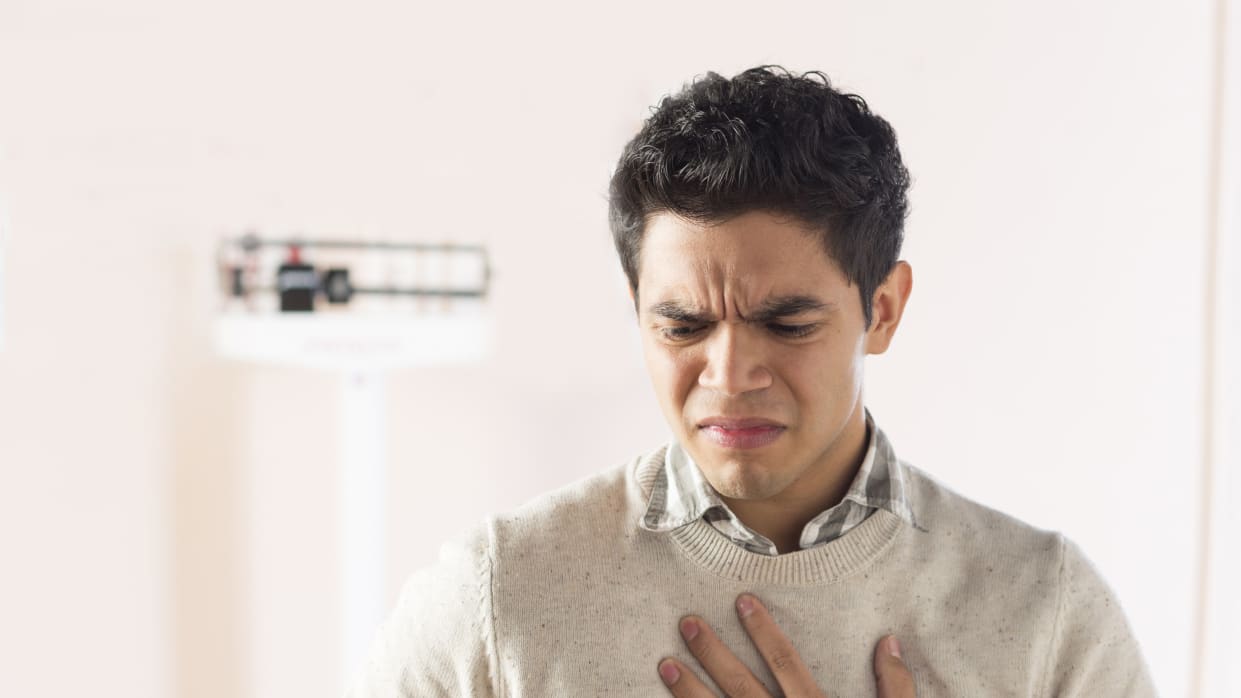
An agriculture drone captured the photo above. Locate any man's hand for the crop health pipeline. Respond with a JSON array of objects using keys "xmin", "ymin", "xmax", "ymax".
[{"xmin": 656, "ymin": 594, "xmax": 916, "ymax": 697}]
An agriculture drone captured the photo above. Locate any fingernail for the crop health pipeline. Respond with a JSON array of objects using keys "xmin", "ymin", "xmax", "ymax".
[
  {"xmin": 659, "ymin": 660, "xmax": 680, "ymax": 685},
  {"xmin": 887, "ymin": 635, "xmax": 902, "ymax": 658},
  {"xmin": 680, "ymin": 617, "xmax": 699, "ymax": 641},
  {"xmin": 736, "ymin": 594, "xmax": 755, "ymax": 619}
]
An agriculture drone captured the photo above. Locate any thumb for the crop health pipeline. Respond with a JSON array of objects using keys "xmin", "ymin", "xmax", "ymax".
[{"xmin": 873, "ymin": 635, "xmax": 916, "ymax": 698}]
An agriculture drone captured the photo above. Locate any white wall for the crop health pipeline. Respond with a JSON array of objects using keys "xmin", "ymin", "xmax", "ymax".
[{"xmin": 0, "ymin": 1, "xmax": 1220, "ymax": 696}]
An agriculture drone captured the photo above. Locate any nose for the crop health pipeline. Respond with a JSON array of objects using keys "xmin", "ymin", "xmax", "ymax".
[{"xmin": 697, "ymin": 324, "xmax": 773, "ymax": 396}]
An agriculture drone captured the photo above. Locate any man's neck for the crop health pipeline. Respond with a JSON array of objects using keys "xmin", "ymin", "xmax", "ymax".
[{"xmin": 720, "ymin": 411, "xmax": 871, "ymax": 555}]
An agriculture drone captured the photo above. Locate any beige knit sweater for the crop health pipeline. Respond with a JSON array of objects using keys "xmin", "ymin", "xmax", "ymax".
[{"xmin": 348, "ymin": 447, "xmax": 1156, "ymax": 697}]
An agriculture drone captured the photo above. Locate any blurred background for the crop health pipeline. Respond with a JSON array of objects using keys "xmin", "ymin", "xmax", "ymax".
[{"xmin": 1, "ymin": 0, "xmax": 1239, "ymax": 696}]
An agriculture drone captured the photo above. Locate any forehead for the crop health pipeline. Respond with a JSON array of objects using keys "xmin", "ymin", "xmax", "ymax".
[{"xmin": 638, "ymin": 210, "xmax": 848, "ymax": 301}]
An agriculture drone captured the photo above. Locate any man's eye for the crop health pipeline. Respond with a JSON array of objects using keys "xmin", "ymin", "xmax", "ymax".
[
  {"xmin": 768, "ymin": 323, "xmax": 818, "ymax": 338},
  {"xmin": 659, "ymin": 325, "xmax": 704, "ymax": 340}
]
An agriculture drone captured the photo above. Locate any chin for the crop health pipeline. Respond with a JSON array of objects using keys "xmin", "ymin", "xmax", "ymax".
[{"xmin": 701, "ymin": 457, "xmax": 787, "ymax": 501}]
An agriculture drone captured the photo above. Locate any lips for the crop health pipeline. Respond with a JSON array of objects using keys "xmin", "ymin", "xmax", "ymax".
[{"xmin": 697, "ymin": 417, "xmax": 786, "ymax": 449}]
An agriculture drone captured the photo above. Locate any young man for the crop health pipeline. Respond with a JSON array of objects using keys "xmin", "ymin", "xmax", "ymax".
[{"xmin": 349, "ymin": 66, "xmax": 1155, "ymax": 697}]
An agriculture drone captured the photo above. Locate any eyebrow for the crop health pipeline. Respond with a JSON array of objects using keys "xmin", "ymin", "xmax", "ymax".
[
  {"xmin": 647, "ymin": 295, "xmax": 834, "ymax": 323},
  {"xmin": 751, "ymin": 295, "xmax": 833, "ymax": 322},
  {"xmin": 647, "ymin": 301, "xmax": 710, "ymax": 324}
]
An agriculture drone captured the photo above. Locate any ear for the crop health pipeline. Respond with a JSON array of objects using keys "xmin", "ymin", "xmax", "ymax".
[
  {"xmin": 864, "ymin": 261, "xmax": 913, "ymax": 355},
  {"xmin": 627, "ymin": 284, "xmax": 639, "ymax": 314}
]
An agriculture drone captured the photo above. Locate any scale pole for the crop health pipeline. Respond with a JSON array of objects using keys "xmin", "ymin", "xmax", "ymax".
[{"xmin": 339, "ymin": 369, "xmax": 388, "ymax": 691}]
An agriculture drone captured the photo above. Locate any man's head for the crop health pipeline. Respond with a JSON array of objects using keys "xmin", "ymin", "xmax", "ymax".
[
  {"xmin": 608, "ymin": 65, "xmax": 911, "ymax": 329},
  {"xmin": 608, "ymin": 66, "xmax": 913, "ymax": 509}
]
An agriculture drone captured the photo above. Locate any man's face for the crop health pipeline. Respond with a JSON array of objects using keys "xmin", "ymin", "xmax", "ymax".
[{"xmin": 635, "ymin": 210, "xmax": 889, "ymax": 505}]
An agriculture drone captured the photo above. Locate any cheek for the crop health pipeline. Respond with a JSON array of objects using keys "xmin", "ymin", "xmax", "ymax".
[
  {"xmin": 641, "ymin": 339, "xmax": 696, "ymax": 404},
  {"xmin": 781, "ymin": 340, "xmax": 863, "ymax": 409}
]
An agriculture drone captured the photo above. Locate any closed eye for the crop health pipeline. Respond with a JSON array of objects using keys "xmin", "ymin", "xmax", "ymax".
[
  {"xmin": 659, "ymin": 325, "xmax": 706, "ymax": 341},
  {"xmin": 767, "ymin": 323, "xmax": 819, "ymax": 338}
]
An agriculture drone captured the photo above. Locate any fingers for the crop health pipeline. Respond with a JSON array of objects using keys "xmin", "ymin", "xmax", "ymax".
[
  {"xmin": 735, "ymin": 594, "xmax": 826, "ymax": 697},
  {"xmin": 659, "ymin": 597, "xmax": 914, "ymax": 698},
  {"xmin": 659, "ymin": 615, "xmax": 771, "ymax": 697},
  {"xmin": 657, "ymin": 657, "xmax": 733, "ymax": 697},
  {"xmin": 873, "ymin": 635, "xmax": 916, "ymax": 698}
]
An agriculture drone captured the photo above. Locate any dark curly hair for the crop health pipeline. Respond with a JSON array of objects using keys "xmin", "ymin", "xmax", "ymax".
[{"xmin": 608, "ymin": 66, "xmax": 911, "ymax": 329}]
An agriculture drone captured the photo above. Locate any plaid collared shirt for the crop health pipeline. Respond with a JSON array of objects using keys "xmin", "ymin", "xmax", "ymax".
[{"xmin": 639, "ymin": 409, "xmax": 917, "ymax": 556}]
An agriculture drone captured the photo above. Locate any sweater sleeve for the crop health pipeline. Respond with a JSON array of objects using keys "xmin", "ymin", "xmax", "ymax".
[
  {"xmin": 346, "ymin": 521, "xmax": 499, "ymax": 698},
  {"xmin": 1040, "ymin": 535, "xmax": 1157, "ymax": 697}
]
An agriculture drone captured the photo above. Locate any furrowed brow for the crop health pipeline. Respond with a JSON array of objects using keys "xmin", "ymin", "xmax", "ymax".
[
  {"xmin": 647, "ymin": 301, "xmax": 711, "ymax": 324},
  {"xmin": 750, "ymin": 295, "xmax": 833, "ymax": 322}
]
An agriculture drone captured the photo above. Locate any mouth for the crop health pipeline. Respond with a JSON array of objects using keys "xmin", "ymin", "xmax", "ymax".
[{"xmin": 697, "ymin": 417, "xmax": 786, "ymax": 450}]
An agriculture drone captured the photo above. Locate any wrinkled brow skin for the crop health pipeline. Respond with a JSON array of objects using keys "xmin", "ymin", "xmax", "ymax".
[{"xmin": 647, "ymin": 295, "xmax": 835, "ymax": 324}]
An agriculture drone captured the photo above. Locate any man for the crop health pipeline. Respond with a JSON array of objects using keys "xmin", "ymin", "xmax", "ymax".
[{"xmin": 349, "ymin": 66, "xmax": 1155, "ymax": 696}]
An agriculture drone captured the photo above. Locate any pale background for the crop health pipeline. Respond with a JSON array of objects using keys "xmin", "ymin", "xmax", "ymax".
[{"xmin": 1, "ymin": 0, "xmax": 1238, "ymax": 696}]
